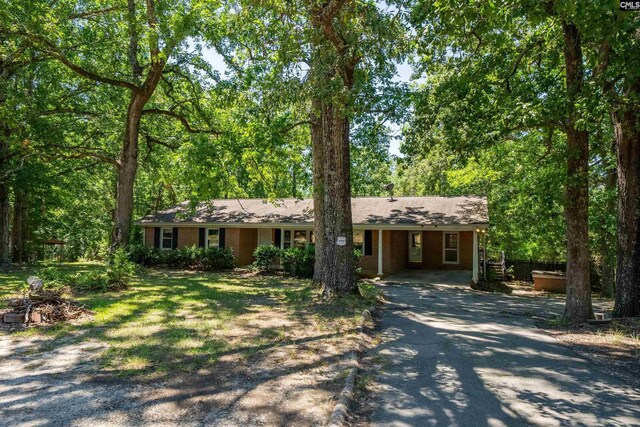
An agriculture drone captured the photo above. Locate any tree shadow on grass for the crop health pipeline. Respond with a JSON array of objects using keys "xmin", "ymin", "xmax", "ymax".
[{"xmin": 0, "ymin": 268, "xmax": 365, "ymax": 425}]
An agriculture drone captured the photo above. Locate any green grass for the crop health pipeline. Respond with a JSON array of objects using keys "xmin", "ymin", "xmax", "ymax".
[
  {"xmin": 1, "ymin": 263, "xmax": 375, "ymax": 378},
  {"xmin": 546, "ymin": 315, "xmax": 571, "ymax": 328}
]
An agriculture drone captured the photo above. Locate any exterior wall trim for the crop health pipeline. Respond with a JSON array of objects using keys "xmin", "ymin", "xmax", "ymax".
[{"xmin": 139, "ymin": 222, "xmax": 488, "ymax": 232}]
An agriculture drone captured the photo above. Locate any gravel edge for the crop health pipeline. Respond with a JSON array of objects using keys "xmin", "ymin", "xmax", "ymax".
[{"xmin": 326, "ymin": 305, "xmax": 376, "ymax": 427}]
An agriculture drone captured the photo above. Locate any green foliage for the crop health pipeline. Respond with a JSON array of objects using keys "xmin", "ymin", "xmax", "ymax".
[
  {"xmin": 279, "ymin": 245, "xmax": 364, "ymax": 279},
  {"xmin": 36, "ymin": 264, "xmax": 129, "ymax": 293},
  {"xmin": 281, "ymin": 246, "xmax": 316, "ymax": 279},
  {"xmin": 127, "ymin": 244, "xmax": 234, "ymax": 271},
  {"xmin": 106, "ymin": 249, "xmax": 137, "ymax": 288},
  {"xmin": 252, "ymin": 245, "xmax": 281, "ymax": 273}
]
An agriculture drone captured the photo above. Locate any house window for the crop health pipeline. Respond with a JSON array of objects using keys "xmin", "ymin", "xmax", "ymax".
[
  {"xmin": 353, "ymin": 230, "xmax": 364, "ymax": 251},
  {"xmin": 283, "ymin": 230, "xmax": 292, "ymax": 249},
  {"xmin": 207, "ymin": 228, "xmax": 219, "ymax": 248},
  {"xmin": 310, "ymin": 230, "xmax": 315, "ymax": 244},
  {"xmin": 161, "ymin": 228, "xmax": 174, "ymax": 250},
  {"xmin": 353, "ymin": 230, "xmax": 373, "ymax": 256},
  {"xmin": 294, "ymin": 230, "xmax": 307, "ymax": 248},
  {"xmin": 281, "ymin": 229, "xmax": 311, "ymax": 249},
  {"xmin": 443, "ymin": 232, "xmax": 459, "ymax": 264}
]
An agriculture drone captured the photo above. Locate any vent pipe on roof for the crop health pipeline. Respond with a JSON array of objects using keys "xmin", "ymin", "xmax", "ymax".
[{"xmin": 384, "ymin": 183, "xmax": 396, "ymax": 202}]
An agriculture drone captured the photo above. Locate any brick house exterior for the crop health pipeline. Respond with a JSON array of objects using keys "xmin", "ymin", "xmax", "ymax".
[{"xmin": 138, "ymin": 196, "xmax": 489, "ymax": 282}]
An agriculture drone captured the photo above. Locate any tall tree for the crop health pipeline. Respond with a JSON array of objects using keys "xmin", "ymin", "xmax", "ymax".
[
  {"xmin": 1, "ymin": 0, "xmax": 221, "ymax": 248},
  {"xmin": 308, "ymin": 1, "xmax": 360, "ymax": 294},
  {"xmin": 215, "ymin": 0, "xmax": 407, "ymax": 295},
  {"xmin": 587, "ymin": 9, "xmax": 640, "ymax": 316},
  {"xmin": 561, "ymin": 21, "xmax": 592, "ymax": 321},
  {"xmin": 408, "ymin": 0, "xmax": 599, "ymax": 322}
]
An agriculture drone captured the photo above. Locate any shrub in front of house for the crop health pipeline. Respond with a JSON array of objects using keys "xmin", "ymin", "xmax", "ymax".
[
  {"xmin": 127, "ymin": 244, "xmax": 234, "ymax": 270},
  {"xmin": 252, "ymin": 245, "xmax": 282, "ymax": 273},
  {"xmin": 252, "ymin": 244, "xmax": 363, "ymax": 279},
  {"xmin": 281, "ymin": 245, "xmax": 316, "ymax": 279}
]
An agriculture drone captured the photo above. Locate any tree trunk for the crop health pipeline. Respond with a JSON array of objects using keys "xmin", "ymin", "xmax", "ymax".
[
  {"xmin": 319, "ymin": 101, "xmax": 357, "ymax": 295},
  {"xmin": 110, "ymin": 58, "xmax": 165, "ymax": 248},
  {"xmin": 308, "ymin": 2, "xmax": 359, "ymax": 295},
  {"xmin": 311, "ymin": 98, "xmax": 325, "ymax": 284},
  {"xmin": 612, "ymin": 78, "xmax": 640, "ymax": 317},
  {"xmin": 0, "ymin": 123, "xmax": 10, "ymax": 264},
  {"xmin": 11, "ymin": 188, "xmax": 27, "ymax": 263},
  {"xmin": 0, "ymin": 178, "xmax": 9, "ymax": 265},
  {"xmin": 111, "ymin": 97, "xmax": 142, "ymax": 248},
  {"xmin": 600, "ymin": 157, "xmax": 617, "ymax": 298},
  {"xmin": 562, "ymin": 22, "xmax": 593, "ymax": 323},
  {"xmin": 0, "ymin": 66, "xmax": 11, "ymax": 264}
]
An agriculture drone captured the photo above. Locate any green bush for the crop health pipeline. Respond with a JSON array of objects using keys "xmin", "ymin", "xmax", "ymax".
[
  {"xmin": 36, "ymin": 263, "xmax": 128, "ymax": 293},
  {"xmin": 106, "ymin": 248, "xmax": 136, "ymax": 288},
  {"xmin": 252, "ymin": 245, "xmax": 282, "ymax": 273},
  {"xmin": 281, "ymin": 245, "xmax": 316, "ymax": 278},
  {"xmin": 127, "ymin": 244, "xmax": 234, "ymax": 271}
]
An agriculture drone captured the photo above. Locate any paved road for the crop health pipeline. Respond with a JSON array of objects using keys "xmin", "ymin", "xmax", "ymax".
[{"xmin": 368, "ymin": 278, "xmax": 640, "ymax": 426}]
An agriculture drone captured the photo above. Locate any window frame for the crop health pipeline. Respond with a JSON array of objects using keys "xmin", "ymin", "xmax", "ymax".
[
  {"xmin": 442, "ymin": 231, "xmax": 460, "ymax": 264},
  {"xmin": 207, "ymin": 228, "xmax": 220, "ymax": 248},
  {"xmin": 280, "ymin": 228, "xmax": 313, "ymax": 250},
  {"xmin": 161, "ymin": 227, "xmax": 174, "ymax": 250}
]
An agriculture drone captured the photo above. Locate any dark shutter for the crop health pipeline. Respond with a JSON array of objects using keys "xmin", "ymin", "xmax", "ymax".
[
  {"xmin": 198, "ymin": 228, "xmax": 206, "ymax": 248},
  {"xmin": 172, "ymin": 227, "xmax": 179, "ymax": 249},
  {"xmin": 153, "ymin": 227, "xmax": 160, "ymax": 248},
  {"xmin": 219, "ymin": 228, "xmax": 226, "ymax": 248},
  {"xmin": 364, "ymin": 230, "xmax": 373, "ymax": 256},
  {"xmin": 274, "ymin": 229, "xmax": 281, "ymax": 248}
]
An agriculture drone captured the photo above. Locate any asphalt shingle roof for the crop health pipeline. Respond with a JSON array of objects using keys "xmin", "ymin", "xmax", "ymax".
[{"xmin": 138, "ymin": 196, "xmax": 488, "ymax": 226}]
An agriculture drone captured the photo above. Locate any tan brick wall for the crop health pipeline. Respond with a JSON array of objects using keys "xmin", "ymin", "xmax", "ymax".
[
  {"xmin": 224, "ymin": 228, "xmax": 241, "ymax": 261},
  {"xmin": 144, "ymin": 226, "xmax": 199, "ymax": 249},
  {"xmin": 177, "ymin": 227, "xmax": 199, "ymax": 249},
  {"xmin": 422, "ymin": 231, "xmax": 442, "ymax": 269},
  {"xmin": 385, "ymin": 230, "xmax": 408, "ymax": 274},
  {"xmin": 237, "ymin": 228, "xmax": 258, "ymax": 266},
  {"xmin": 459, "ymin": 231, "xmax": 473, "ymax": 269},
  {"xmin": 144, "ymin": 227, "xmax": 155, "ymax": 247},
  {"xmin": 420, "ymin": 230, "xmax": 473, "ymax": 270}
]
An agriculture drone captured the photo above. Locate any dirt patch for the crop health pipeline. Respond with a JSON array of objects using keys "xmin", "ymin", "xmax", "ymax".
[
  {"xmin": 0, "ymin": 306, "xmax": 357, "ymax": 426},
  {"xmin": 539, "ymin": 317, "xmax": 640, "ymax": 389}
]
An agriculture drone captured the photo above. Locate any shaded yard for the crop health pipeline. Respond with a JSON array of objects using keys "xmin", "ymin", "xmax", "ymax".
[{"xmin": 0, "ymin": 264, "xmax": 374, "ymax": 426}]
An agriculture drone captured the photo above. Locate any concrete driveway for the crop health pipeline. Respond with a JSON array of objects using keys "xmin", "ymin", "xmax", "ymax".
[{"xmin": 367, "ymin": 277, "xmax": 640, "ymax": 426}]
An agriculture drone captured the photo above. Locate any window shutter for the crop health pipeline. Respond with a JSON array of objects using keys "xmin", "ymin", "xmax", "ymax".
[
  {"xmin": 153, "ymin": 227, "xmax": 160, "ymax": 248},
  {"xmin": 198, "ymin": 228, "xmax": 206, "ymax": 248},
  {"xmin": 172, "ymin": 227, "xmax": 179, "ymax": 249},
  {"xmin": 219, "ymin": 228, "xmax": 226, "ymax": 248},
  {"xmin": 274, "ymin": 229, "xmax": 281, "ymax": 248},
  {"xmin": 364, "ymin": 230, "xmax": 373, "ymax": 256}
]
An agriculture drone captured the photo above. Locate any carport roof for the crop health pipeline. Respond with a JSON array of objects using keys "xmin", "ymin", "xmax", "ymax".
[{"xmin": 138, "ymin": 196, "xmax": 489, "ymax": 226}]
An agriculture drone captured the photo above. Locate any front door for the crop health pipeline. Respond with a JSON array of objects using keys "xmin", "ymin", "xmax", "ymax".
[{"xmin": 409, "ymin": 231, "xmax": 422, "ymax": 263}]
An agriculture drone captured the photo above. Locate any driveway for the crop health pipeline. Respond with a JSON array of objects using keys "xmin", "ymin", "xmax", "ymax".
[{"xmin": 367, "ymin": 276, "xmax": 640, "ymax": 426}]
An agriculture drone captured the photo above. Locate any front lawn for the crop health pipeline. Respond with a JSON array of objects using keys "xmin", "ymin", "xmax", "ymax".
[{"xmin": 0, "ymin": 263, "xmax": 374, "ymax": 378}]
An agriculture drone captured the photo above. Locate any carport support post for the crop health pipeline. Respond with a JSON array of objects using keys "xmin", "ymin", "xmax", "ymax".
[
  {"xmin": 472, "ymin": 230, "xmax": 479, "ymax": 284},
  {"xmin": 377, "ymin": 229, "xmax": 383, "ymax": 276}
]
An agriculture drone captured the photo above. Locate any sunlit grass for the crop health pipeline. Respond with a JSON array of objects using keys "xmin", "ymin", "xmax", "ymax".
[{"xmin": 1, "ymin": 263, "xmax": 375, "ymax": 378}]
